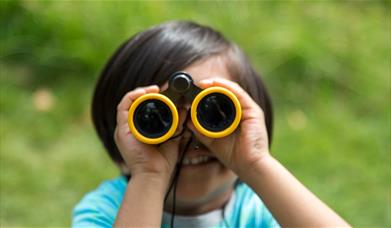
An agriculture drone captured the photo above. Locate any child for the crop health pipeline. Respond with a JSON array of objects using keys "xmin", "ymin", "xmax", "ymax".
[{"xmin": 72, "ymin": 21, "xmax": 349, "ymax": 227}]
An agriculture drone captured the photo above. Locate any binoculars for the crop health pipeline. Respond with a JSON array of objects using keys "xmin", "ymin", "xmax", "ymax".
[{"xmin": 128, "ymin": 72, "xmax": 242, "ymax": 144}]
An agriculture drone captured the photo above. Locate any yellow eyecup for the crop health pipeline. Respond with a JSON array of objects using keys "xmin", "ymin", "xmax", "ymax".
[
  {"xmin": 191, "ymin": 87, "xmax": 242, "ymax": 138},
  {"xmin": 128, "ymin": 93, "xmax": 178, "ymax": 144}
]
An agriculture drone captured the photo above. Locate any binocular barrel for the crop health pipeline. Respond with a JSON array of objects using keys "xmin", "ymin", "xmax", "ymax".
[{"xmin": 128, "ymin": 72, "xmax": 241, "ymax": 144}]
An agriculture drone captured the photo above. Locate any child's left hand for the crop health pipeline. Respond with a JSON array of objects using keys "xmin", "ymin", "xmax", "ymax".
[{"xmin": 187, "ymin": 78, "xmax": 270, "ymax": 177}]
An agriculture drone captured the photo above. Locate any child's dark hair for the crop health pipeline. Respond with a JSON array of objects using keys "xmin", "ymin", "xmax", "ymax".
[{"xmin": 92, "ymin": 20, "xmax": 273, "ymax": 165}]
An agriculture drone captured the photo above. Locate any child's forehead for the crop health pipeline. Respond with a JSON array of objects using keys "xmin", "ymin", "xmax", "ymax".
[{"xmin": 161, "ymin": 57, "xmax": 233, "ymax": 90}]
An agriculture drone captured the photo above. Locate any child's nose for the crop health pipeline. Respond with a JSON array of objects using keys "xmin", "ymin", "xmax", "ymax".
[
  {"xmin": 182, "ymin": 102, "xmax": 191, "ymax": 111},
  {"xmin": 176, "ymin": 106, "xmax": 191, "ymax": 134}
]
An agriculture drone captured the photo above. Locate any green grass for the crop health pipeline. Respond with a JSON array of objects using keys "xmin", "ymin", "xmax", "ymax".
[{"xmin": 1, "ymin": 1, "xmax": 390, "ymax": 227}]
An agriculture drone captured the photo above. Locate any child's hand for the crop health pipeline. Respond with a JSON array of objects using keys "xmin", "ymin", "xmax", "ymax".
[
  {"xmin": 114, "ymin": 85, "xmax": 180, "ymax": 183},
  {"xmin": 187, "ymin": 78, "xmax": 270, "ymax": 177}
]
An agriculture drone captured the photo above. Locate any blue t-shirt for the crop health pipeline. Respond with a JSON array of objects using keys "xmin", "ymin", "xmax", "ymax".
[{"xmin": 72, "ymin": 176, "xmax": 280, "ymax": 227}]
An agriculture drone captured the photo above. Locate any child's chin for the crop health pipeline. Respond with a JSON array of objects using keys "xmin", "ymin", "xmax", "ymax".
[
  {"xmin": 174, "ymin": 169, "xmax": 236, "ymax": 203},
  {"xmin": 168, "ymin": 178, "xmax": 236, "ymax": 215},
  {"xmin": 174, "ymin": 184, "xmax": 214, "ymax": 202}
]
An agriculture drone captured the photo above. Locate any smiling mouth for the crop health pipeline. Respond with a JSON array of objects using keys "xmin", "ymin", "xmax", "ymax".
[
  {"xmin": 178, "ymin": 133, "xmax": 218, "ymax": 166},
  {"xmin": 182, "ymin": 155, "xmax": 217, "ymax": 165}
]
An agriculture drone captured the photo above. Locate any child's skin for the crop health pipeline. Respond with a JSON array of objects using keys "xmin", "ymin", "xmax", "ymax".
[{"xmin": 114, "ymin": 57, "xmax": 350, "ymax": 227}]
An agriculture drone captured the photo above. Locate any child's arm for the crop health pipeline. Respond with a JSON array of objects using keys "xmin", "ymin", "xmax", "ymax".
[
  {"xmin": 240, "ymin": 154, "xmax": 349, "ymax": 227},
  {"xmin": 190, "ymin": 78, "xmax": 350, "ymax": 227},
  {"xmin": 113, "ymin": 85, "xmax": 180, "ymax": 227},
  {"xmin": 115, "ymin": 173, "xmax": 168, "ymax": 227}
]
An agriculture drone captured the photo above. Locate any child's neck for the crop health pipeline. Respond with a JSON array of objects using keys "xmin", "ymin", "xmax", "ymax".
[{"xmin": 164, "ymin": 187, "xmax": 234, "ymax": 216}]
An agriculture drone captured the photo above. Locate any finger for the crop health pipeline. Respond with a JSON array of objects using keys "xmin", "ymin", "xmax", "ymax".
[
  {"xmin": 159, "ymin": 137, "xmax": 181, "ymax": 169},
  {"xmin": 117, "ymin": 85, "xmax": 160, "ymax": 112},
  {"xmin": 198, "ymin": 78, "xmax": 261, "ymax": 115},
  {"xmin": 114, "ymin": 125, "xmax": 144, "ymax": 151},
  {"xmin": 116, "ymin": 85, "xmax": 160, "ymax": 129}
]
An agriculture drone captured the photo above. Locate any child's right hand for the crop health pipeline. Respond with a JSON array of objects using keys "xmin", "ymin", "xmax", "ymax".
[{"xmin": 114, "ymin": 85, "xmax": 180, "ymax": 184}]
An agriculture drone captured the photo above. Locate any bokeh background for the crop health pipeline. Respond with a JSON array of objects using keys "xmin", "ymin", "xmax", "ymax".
[{"xmin": 1, "ymin": 1, "xmax": 390, "ymax": 227}]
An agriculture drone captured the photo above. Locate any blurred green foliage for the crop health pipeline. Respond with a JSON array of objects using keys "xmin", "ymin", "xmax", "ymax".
[{"xmin": 0, "ymin": 0, "xmax": 390, "ymax": 227}]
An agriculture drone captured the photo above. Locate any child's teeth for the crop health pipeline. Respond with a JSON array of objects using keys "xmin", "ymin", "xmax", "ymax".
[
  {"xmin": 183, "ymin": 159, "xmax": 190, "ymax": 165},
  {"xmin": 183, "ymin": 155, "xmax": 212, "ymax": 165},
  {"xmin": 190, "ymin": 158, "xmax": 198, "ymax": 165}
]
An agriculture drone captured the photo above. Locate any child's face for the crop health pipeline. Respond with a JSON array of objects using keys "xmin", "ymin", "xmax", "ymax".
[{"xmin": 164, "ymin": 57, "xmax": 238, "ymax": 215}]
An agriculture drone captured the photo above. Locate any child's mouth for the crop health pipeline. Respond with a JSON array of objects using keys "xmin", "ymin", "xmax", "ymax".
[
  {"xmin": 181, "ymin": 141, "xmax": 219, "ymax": 167},
  {"xmin": 182, "ymin": 155, "xmax": 217, "ymax": 166},
  {"xmin": 178, "ymin": 134, "xmax": 219, "ymax": 167}
]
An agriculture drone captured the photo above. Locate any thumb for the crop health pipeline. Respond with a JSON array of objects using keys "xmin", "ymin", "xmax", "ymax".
[{"xmin": 159, "ymin": 137, "xmax": 181, "ymax": 169}]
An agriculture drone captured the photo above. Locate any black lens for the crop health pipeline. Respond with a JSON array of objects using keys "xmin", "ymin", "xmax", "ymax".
[
  {"xmin": 133, "ymin": 99, "xmax": 173, "ymax": 138},
  {"xmin": 196, "ymin": 93, "xmax": 236, "ymax": 132}
]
